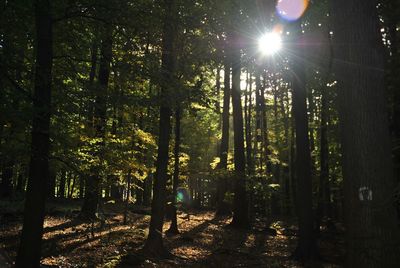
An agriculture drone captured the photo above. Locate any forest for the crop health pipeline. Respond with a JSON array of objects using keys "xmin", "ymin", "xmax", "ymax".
[{"xmin": 1, "ymin": 0, "xmax": 400, "ymax": 267}]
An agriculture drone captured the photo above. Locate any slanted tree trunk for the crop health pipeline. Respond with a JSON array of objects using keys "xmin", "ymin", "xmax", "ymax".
[
  {"xmin": 291, "ymin": 22, "xmax": 318, "ymax": 261},
  {"xmin": 230, "ymin": 29, "xmax": 249, "ymax": 228},
  {"xmin": 167, "ymin": 107, "xmax": 181, "ymax": 234},
  {"xmin": 333, "ymin": 0, "xmax": 400, "ymax": 266},
  {"xmin": 143, "ymin": 0, "xmax": 177, "ymax": 257},
  {"xmin": 16, "ymin": 1, "xmax": 53, "ymax": 266}
]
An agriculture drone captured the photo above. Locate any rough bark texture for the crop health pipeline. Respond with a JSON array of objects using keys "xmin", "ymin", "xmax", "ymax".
[
  {"xmin": 333, "ymin": 0, "xmax": 400, "ymax": 266},
  {"xmin": 230, "ymin": 30, "xmax": 249, "ymax": 228},
  {"xmin": 291, "ymin": 23, "xmax": 318, "ymax": 261},
  {"xmin": 143, "ymin": 0, "xmax": 177, "ymax": 257},
  {"xmin": 16, "ymin": 0, "xmax": 53, "ymax": 266}
]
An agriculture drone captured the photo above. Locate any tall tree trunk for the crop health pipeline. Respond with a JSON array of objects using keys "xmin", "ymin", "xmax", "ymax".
[
  {"xmin": 230, "ymin": 30, "xmax": 249, "ymax": 228},
  {"xmin": 143, "ymin": 0, "xmax": 177, "ymax": 256},
  {"xmin": 167, "ymin": 107, "xmax": 181, "ymax": 234},
  {"xmin": 80, "ymin": 26, "xmax": 112, "ymax": 219},
  {"xmin": 255, "ymin": 68, "xmax": 263, "ymax": 171},
  {"xmin": 291, "ymin": 22, "xmax": 318, "ymax": 261},
  {"xmin": 280, "ymin": 86, "xmax": 291, "ymax": 214},
  {"xmin": 261, "ymin": 72, "xmax": 272, "ymax": 173},
  {"xmin": 244, "ymin": 71, "xmax": 253, "ymax": 175},
  {"xmin": 216, "ymin": 50, "xmax": 231, "ymax": 215},
  {"xmin": 58, "ymin": 170, "xmax": 66, "ymax": 199},
  {"xmin": 333, "ymin": 0, "xmax": 400, "ymax": 266},
  {"xmin": 316, "ymin": 85, "xmax": 331, "ymax": 231},
  {"xmin": 16, "ymin": 0, "xmax": 53, "ymax": 266}
]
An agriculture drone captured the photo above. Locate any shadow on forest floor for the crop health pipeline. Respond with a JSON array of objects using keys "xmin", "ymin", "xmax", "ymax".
[{"xmin": 0, "ymin": 201, "xmax": 344, "ymax": 267}]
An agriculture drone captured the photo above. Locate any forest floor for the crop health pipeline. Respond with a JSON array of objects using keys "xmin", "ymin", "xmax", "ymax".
[{"xmin": 0, "ymin": 200, "xmax": 344, "ymax": 267}]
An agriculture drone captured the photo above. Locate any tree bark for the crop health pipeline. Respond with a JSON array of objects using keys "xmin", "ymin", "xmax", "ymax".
[
  {"xmin": 16, "ymin": 0, "xmax": 53, "ymax": 266},
  {"xmin": 216, "ymin": 49, "xmax": 231, "ymax": 215},
  {"xmin": 333, "ymin": 0, "xmax": 400, "ymax": 266},
  {"xmin": 143, "ymin": 0, "xmax": 177, "ymax": 257},
  {"xmin": 230, "ymin": 30, "xmax": 249, "ymax": 228},
  {"xmin": 167, "ymin": 107, "xmax": 181, "ymax": 234},
  {"xmin": 291, "ymin": 22, "xmax": 318, "ymax": 261}
]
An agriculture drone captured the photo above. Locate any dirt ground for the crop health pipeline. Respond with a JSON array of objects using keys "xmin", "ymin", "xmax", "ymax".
[{"xmin": 0, "ymin": 202, "xmax": 344, "ymax": 267}]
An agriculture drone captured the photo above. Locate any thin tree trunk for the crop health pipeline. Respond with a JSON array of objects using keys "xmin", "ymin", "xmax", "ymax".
[
  {"xmin": 168, "ymin": 107, "xmax": 181, "ymax": 234},
  {"xmin": 16, "ymin": 0, "xmax": 53, "ymax": 266},
  {"xmin": 245, "ymin": 71, "xmax": 253, "ymax": 175},
  {"xmin": 123, "ymin": 171, "xmax": 131, "ymax": 225}
]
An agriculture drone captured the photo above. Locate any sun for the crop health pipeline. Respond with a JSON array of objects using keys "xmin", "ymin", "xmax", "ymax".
[{"xmin": 258, "ymin": 32, "xmax": 282, "ymax": 56}]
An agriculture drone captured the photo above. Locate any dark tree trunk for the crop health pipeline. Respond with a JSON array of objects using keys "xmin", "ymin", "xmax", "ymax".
[
  {"xmin": 47, "ymin": 168, "xmax": 55, "ymax": 199},
  {"xmin": 123, "ymin": 171, "xmax": 131, "ymax": 225},
  {"xmin": 16, "ymin": 167, "xmax": 26, "ymax": 194},
  {"xmin": 1, "ymin": 159, "xmax": 14, "ymax": 198},
  {"xmin": 143, "ymin": 0, "xmax": 177, "ymax": 257},
  {"xmin": 81, "ymin": 26, "xmax": 112, "ymax": 219},
  {"xmin": 167, "ymin": 107, "xmax": 181, "ymax": 234},
  {"xmin": 333, "ymin": 0, "xmax": 400, "ymax": 266},
  {"xmin": 244, "ymin": 71, "xmax": 253, "ymax": 175},
  {"xmin": 79, "ymin": 175, "xmax": 84, "ymax": 199},
  {"xmin": 291, "ymin": 23, "xmax": 318, "ymax": 261},
  {"xmin": 316, "ymin": 84, "xmax": 331, "ymax": 231},
  {"xmin": 135, "ymin": 178, "xmax": 144, "ymax": 205},
  {"xmin": 230, "ymin": 30, "xmax": 249, "ymax": 228},
  {"xmin": 143, "ymin": 174, "xmax": 152, "ymax": 206},
  {"xmin": 281, "ymin": 87, "xmax": 291, "ymax": 214},
  {"xmin": 216, "ymin": 50, "xmax": 231, "ymax": 215},
  {"xmin": 255, "ymin": 68, "xmax": 263, "ymax": 171},
  {"xmin": 58, "ymin": 171, "xmax": 66, "ymax": 199},
  {"xmin": 16, "ymin": 1, "xmax": 53, "ymax": 266}
]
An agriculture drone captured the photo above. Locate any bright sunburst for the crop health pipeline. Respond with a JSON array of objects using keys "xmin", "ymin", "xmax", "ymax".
[{"xmin": 258, "ymin": 32, "xmax": 282, "ymax": 56}]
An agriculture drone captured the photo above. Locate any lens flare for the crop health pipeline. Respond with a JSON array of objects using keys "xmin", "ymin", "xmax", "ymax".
[
  {"xmin": 276, "ymin": 0, "xmax": 309, "ymax": 21},
  {"xmin": 258, "ymin": 32, "xmax": 282, "ymax": 56},
  {"xmin": 177, "ymin": 192, "xmax": 184, "ymax": 202}
]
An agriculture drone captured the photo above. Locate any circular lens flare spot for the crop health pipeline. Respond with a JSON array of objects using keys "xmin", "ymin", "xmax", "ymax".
[
  {"xmin": 276, "ymin": 0, "xmax": 309, "ymax": 21},
  {"xmin": 258, "ymin": 32, "xmax": 282, "ymax": 56}
]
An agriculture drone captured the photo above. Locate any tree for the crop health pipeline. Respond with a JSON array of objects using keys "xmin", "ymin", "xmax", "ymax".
[
  {"xmin": 143, "ymin": 0, "xmax": 178, "ymax": 257},
  {"xmin": 290, "ymin": 22, "xmax": 318, "ymax": 261},
  {"xmin": 230, "ymin": 24, "xmax": 249, "ymax": 228},
  {"xmin": 216, "ymin": 46, "xmax": 231, "ymax": 215},
  {"xmin": 16, "ymin": 0, "xmax": 53, "ymax": 266},
  {"xmin": 80, "ymin": 24, "xmax": 113, "ymax": 219},
  {"xmin": 333, "ymin": 0, "xmax": 400, "ymax": 266},
  {"xmin": 167, "ymin": 106, "xmax": 181, "ymax": 234}
]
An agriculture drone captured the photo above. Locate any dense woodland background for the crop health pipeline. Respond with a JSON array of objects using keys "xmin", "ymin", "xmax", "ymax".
[{"xmin": 1, "ymin": 0, "xmax": 400, "ymax": 267}]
